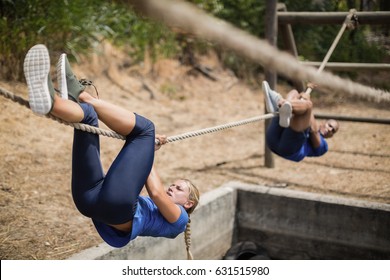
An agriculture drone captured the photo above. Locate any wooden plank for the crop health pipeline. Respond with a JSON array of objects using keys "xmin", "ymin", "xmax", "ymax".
[
  {"xmin": 278, "ymin": 11, "xmax": 390, "ymax": 25},
  {"xmin": 302, "ymin": 62, "xmax": 390, "ymax": 71},
  {"xmin": 315, "ymin": 113, "xmax": 390, "ymax": 125}
]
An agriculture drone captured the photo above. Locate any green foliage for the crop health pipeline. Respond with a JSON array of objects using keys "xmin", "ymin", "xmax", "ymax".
[
  {"xmin": 280, "ymin": 0, "xmax": 387, "ymax": 64},
  {"xmin": 0, "ymin": 0, "xmax": 388, "ymax": 84},
  {"xmin": 187, "ymin": 0, "xmax": 267, "ymax": 78},
  {"xmin": 1, "ymin": 0, "xmax": 98, "ymax": 80},
  {"xmin": 190, "ymin": 0, "xmax": 266, "ymax": 37},
  {"xmin": 0, "ymin": 0, "xmax": 178, "ymax": 81},
  {"xmin": 188, "ymin": 0, "xmax": 387, "ymax": 81}
]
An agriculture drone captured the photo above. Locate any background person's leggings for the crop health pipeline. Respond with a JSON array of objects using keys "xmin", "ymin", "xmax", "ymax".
[
  {"xmin": 266, "ymin": 116, "xmax": 306, "ymax": 156},
  {"xmin": 71, "ymin": 103, "xmax": 155, "ymax": 225}
]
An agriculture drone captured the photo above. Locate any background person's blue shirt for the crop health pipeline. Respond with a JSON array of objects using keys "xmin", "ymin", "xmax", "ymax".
[{"xmin": 285, "ymin": 134, "xmax": 328, "ymax": 162}]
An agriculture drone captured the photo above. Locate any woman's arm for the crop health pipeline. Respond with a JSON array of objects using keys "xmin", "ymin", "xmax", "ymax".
[
  {"xmin": 145, "ymin": 165, "xmax": 182, "ymax": 223},
  {"xmin": 146, "ymin": 133, "xmax": 182, "ymax": 223}
]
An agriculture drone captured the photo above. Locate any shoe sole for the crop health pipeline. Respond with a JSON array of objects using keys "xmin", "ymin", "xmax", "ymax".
[
  {"xmin": 56, "ymin": 53, "xmax": 68, "ymax": 99},
  {"xmin": 262, "ymin": 81, "xmax": 275, "ymax": 113},
  {"xmin": 279, "ymin": 102, "xmax": 292, "ymax": 128},
  {"xmin": 23, "ymin": 44, "xmax": 52, "ymax": 115}
]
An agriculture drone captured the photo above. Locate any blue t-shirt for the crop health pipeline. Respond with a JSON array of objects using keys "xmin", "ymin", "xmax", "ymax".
[
  {"xmin": 285, "ymin": 133, "xmax": 328, "ymax": 162},
  {"xmin": 92, "ymin": 196, "xmax": 189, "ymax": 248},
  {"xmin": 130, "ymin": 196, "xmax": 189, "ymax": 240}
]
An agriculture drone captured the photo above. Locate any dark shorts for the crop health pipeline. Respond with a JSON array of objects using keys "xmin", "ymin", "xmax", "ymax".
[{"xmin": 266, "ymin": 117, "xmax": 308, "ymax": 157}]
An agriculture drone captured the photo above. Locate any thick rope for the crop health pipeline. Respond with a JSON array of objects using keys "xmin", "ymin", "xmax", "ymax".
[
  {"xmin": 306, "ymin": 9, "xmax": 357, "ymax": 95},
  {"xmin": 0, "ymin": 87, "xmax": 125, "ymax": 140},
  {"xmin": 123, "ymin": 0, "xmax": 390, "ymax": 103},
  {"xmin": 319, "ymin": 10, "xmax": 358, "ymax": 73},
  {"xmin": 165, "ymin": 113, "xmax": 276, "ymax": 143},
  {"xmin": 0, "ymin": 86, "xmax": 275, "ymax": 143}
]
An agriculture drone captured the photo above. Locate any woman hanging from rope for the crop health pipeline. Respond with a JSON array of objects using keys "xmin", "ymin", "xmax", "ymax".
[
  {"xmin": 262, "ymin": 81, "xmax": 339, "ymax": 162},
  {"xmin": 23, "ymin": 44, "xmax": 200, "ymax": 259}
]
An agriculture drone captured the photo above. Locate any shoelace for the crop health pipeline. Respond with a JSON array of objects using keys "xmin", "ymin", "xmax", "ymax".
[
  {"xmin": 79, "ymin": 78, "xmax": 99, "ymax": 99},
  {"xmin": 54, "ymin": 79, "xmax": 99, "ymax": 99}
]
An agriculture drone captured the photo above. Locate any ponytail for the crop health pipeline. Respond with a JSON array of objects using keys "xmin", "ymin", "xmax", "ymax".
[
  {"xmin": 184, "ymin": 216, "xmax": 194, "ymax": 260},
  {"xmin": 181, "ymin": 179, "xmax": 200, "ymax": 260}
]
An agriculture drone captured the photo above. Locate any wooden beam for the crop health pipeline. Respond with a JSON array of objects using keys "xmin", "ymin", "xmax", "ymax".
[
  {"xmin": 301, "ymin": 62, "xmax": 390, "ymax": 71},
  {"xmin": 278, "ymin": 4, "xmax": 305, "ymax": 92},
  {"xmin": 278, "ymin": 11, "xmax": 390, "ymax": 25},
  {"xmin": 315, "ymin": 113, "xmax": 390, "ymax": 125}
]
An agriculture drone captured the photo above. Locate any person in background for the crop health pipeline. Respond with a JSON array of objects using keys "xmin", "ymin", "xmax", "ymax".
[{"xmin": 262, "ymin": 81, "xmax": 339, "ymax": 162}]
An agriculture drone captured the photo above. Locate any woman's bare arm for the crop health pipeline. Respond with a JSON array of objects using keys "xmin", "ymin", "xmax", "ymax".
[{"xmin": 145, "ymin": 165, "xmax": 182, "ymax": 223}]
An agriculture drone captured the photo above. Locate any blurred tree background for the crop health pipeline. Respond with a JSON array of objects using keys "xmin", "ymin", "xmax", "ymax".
[{"xmin": 1, "ymin": 0, "xmax": 389, "ymax": 87}]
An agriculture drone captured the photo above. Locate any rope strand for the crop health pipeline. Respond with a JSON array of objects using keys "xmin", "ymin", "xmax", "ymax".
[
  {"xmin": 306, "ymin": 9, "xmax": 357, "ymax": 96},
  {"xmin": 0, "ymin": 86, "xmax": 275, "ymax": 142},
  {"xmin": 165, "ymin": 113, "xmax": 276, "ymax": 144},
  {"xmin": 0, "ymin": 87, "xmax": 125, "ymax": 140}
]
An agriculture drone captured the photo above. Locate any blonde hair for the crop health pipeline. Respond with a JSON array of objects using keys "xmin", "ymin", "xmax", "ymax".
[{"xmin": 181, "ymin": 179, "xmax": 200, "ymax": 260}]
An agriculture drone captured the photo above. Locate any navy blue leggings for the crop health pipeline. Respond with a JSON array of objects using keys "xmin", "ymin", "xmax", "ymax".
[
  {"xmin": 266, "ymin": 117, "xmax": 306, "ymax": 156},
  {"xmin": 71, "ymin": 103, "xmax": 155, "ymax": 225}
]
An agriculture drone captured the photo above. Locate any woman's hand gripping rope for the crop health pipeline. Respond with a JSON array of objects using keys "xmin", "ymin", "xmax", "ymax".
[{"xmin": 155, "ymin": 134, "xmax": 168, "ymax": 151}]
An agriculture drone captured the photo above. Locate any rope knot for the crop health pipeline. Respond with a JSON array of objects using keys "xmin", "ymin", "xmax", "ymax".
[{"xmin": 346, "ymin": 9, "xmax": 359, "ymax": 30}]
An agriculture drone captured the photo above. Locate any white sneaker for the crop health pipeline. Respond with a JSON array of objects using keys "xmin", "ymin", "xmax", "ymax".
[
  {"xmin": 279, "ymin": 101, "xmax": 292, "ymax": 128},
  {"xmin": 56, "ymin": 53, "xmax": 68, "ymax": 99},
  {"xmin": 262, "ymin": 81, "xmax": 281, "ymax": 113},
  {"xmin": 23, "ymin": 44, "xmax": 55, "ymax": 115}
]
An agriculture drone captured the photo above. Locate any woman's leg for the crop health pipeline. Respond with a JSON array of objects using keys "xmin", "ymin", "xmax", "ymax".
[
  {"xmin": 50, "ymin": 95, "xmax": 84, "ymax": 123},
  {"xmin": 49, "ymin": 95, "xmax": 106, "ymax": 218},
  {"xmin": 70, "ymin": 103, "xmax": 105, "ymax": 218},
  {"xmin": 53, "ymin": 73, "xmax": 154, "ymax": 225},
  {"xmin": 95, "ymin": 114, "xmax": 156, "ymax": 224},
  {"xmin": 78, "ymin": 92, "xmax": 156, "ymax": 225},
  {"xmin": 79, "ymin": 92, "xmax": 136, "ymax": 136},
  {"xmin": 23, "ymin": 44, "xmax": 104, "ymax": 218},
  {"xmin": 24, "ymin": 44, "xmax": 153, "ymax": 226}
]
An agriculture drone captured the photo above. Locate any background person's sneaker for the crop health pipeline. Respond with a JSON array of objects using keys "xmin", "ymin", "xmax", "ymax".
[
  {"xmin": 262, "ymin": 81, "xmax": 281, "ymax": 113},
  {"xmin": 279, "ymin": 101, "xmax": 292, "ymax": 128},
  {"xmin": 23, "ymin": 44, "xmax": 55, "ymax": 115}
]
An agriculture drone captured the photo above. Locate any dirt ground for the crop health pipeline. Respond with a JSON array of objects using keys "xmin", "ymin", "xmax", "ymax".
[{"xmin": 1, "ymin": 44, "xmax": 389, "ymax": 260}]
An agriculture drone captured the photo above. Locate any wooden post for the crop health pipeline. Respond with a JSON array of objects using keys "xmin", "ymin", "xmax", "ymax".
[
  {"xmin": 278, "ymin": 3, "xmax": 305, "ymax": 92},
  {"xmin": 264, "ymin": 0, "xmax": 277, "ymax": 168}
]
